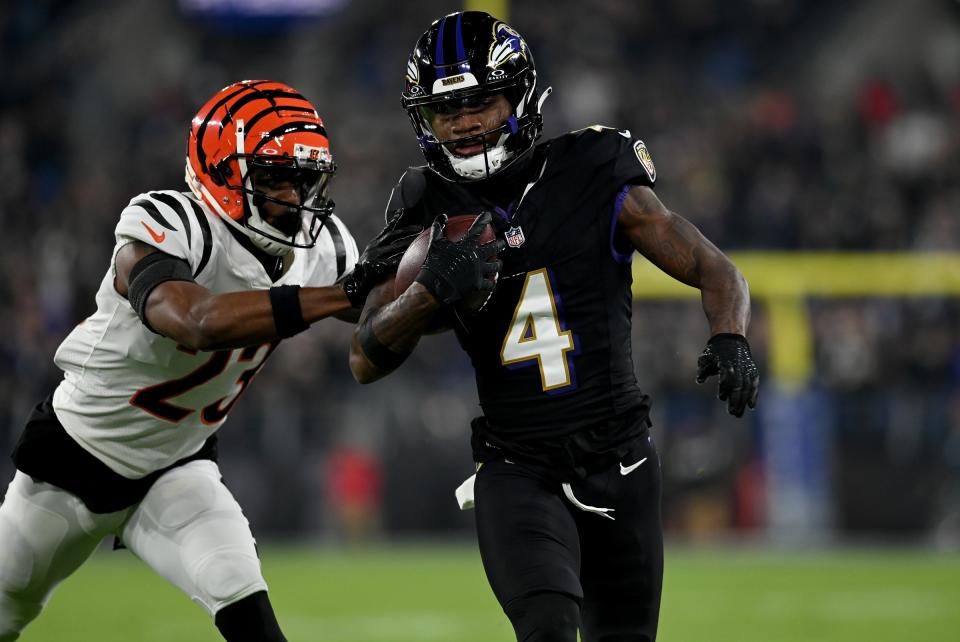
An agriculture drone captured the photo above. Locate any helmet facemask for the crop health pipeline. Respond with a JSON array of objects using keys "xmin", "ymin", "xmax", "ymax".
[
  {"xmin": 228, "ymin": 151, "xmax": 335, "ymax": 256},
  {"xmin": 406, "ymin": 75, "xmax": 541, "ymax": 182}
]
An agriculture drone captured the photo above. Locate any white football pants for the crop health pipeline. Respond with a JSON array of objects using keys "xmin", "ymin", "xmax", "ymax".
[{"xmin": 0, "ymin": 460, "xmax": 267, "ymax": 641}]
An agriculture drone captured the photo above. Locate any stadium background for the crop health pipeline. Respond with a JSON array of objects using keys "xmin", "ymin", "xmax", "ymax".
[{"xmin": 1, "ymin": 0, "xmax": 959, "ymax": 640}]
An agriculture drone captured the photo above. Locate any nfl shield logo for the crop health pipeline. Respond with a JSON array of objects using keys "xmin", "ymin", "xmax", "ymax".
[{"xmin": 505, "ymin": 225, "xmax": 525, "ymax": 248}]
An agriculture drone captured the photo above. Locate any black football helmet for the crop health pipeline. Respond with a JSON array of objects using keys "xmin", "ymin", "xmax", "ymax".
[{"xmin": 401, "ymin": 11, "xmax": 545, "ymax": 182}]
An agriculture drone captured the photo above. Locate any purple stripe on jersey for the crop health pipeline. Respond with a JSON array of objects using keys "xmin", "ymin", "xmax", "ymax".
[
  {"xmin": 610, "ymin": 185, "xmax": 634, "ymax": 264},
  {"xmin": 491, "ymin": 205, "xmax": 511, "ymax": 225}
]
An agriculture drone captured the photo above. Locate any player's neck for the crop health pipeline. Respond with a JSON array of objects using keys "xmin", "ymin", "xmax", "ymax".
[{"xmin": 224, "ymin": 223, "xmax": 288, "ymax": 282}]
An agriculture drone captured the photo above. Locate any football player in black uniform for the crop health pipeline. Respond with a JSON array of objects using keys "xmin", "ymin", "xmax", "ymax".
[{"xmin": 349, "ymin": 11, "xmax": 760, "ymax": 642}]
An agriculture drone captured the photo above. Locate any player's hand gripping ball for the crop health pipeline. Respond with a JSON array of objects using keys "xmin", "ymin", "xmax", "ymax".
[{"xmin": 394, "ymin": 212, "xmax": 503, "ymax": 314}]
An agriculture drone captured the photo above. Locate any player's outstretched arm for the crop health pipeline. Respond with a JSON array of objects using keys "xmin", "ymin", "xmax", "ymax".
[
  {"xmin": 115, "ymin": 241, "xmax": 353, "ymax": 351},
  {"xmin": 340, "ymin": 216, "xmax": 424, "ymax": 310},
  {"xmin": 618, "ymin": 185, "xmax": 759, "ymax": 416}
]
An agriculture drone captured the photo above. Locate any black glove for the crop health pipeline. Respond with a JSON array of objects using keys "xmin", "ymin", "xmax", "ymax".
[
  {"xmin": 341, "ymin": 209, "xmax": 423, "ymax": 308},
  {"xmin": 696, "ymin": 333, "xmax": 760, "ymax": 418},
  {"xmin": 415, "ymin": 212, "xmax": 505, "ymax": 305}
]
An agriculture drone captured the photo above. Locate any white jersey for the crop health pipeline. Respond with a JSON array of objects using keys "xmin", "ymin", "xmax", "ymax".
[{"xmin": 51, "ymin": 190, "xmax": 358, "ymax": 479}]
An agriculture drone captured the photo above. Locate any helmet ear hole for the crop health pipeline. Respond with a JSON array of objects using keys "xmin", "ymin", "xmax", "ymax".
[
  {"xmin": 209, "ymin": 161, "xmax": 233, "ymax": 186},
  {"xmin": 206, "ymin": 165, "xmax": 222, "ymax": 186}
]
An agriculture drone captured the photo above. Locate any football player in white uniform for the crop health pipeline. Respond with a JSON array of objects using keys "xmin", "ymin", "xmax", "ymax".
[{"xmin": 0, "ymin": 80, "xmax": 412, "ymax": 642}]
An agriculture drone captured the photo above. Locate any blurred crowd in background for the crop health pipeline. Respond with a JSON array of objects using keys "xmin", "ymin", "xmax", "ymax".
[{"xmin": 1, "ymin": 0, "xmax": 958, "ymax": 546}]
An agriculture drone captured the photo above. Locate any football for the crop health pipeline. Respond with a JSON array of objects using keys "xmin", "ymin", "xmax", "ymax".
[{"xmin": 394, "ymin": 214, "xmax": 499, "ymax": 313}]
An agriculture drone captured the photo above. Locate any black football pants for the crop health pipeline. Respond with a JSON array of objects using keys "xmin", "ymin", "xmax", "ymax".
[{"xmin": 474, "ymin": 434, "xmax": 663, "ymax": 642}]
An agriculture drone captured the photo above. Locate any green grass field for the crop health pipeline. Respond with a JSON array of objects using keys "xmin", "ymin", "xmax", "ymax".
[{"xmin": 19, "ymin": 543, "xmax": 960, "ymax": 642}]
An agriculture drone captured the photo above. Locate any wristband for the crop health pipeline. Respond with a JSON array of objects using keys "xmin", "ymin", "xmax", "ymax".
[
  {"xmin": 269, "ymin": 285, "xmax": 309, "ymax": 338},
  {"xmin": 357, "ymin": 318, "xmax": 410, "ymax": 370}
]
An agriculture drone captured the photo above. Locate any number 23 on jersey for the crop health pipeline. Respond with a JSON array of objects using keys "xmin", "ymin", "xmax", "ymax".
[
  {"xmin": 500, "ymin": 268, "xmax": 575, "ymax": 391},
  {"xmin": 130, "ymin": 342, "xmax": 276, "ymax": 425}
]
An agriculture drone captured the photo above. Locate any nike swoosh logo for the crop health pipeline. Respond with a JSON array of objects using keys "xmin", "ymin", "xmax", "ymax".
[
  {"xmin": 141, "ymin": 220, "xmax": 165, "ymax": 243},
  {"xmin": 618, "ymin": 129, "xmax": 632, "ymax": 139},
  {"xmin": 619, "ymin": 457, "xmax": 647, "ymax": 476}
]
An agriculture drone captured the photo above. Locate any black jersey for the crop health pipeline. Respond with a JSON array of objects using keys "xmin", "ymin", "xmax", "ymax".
[{"xmin": 387, "ymin": 127, "xmax": 659, "ymax": 479}]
